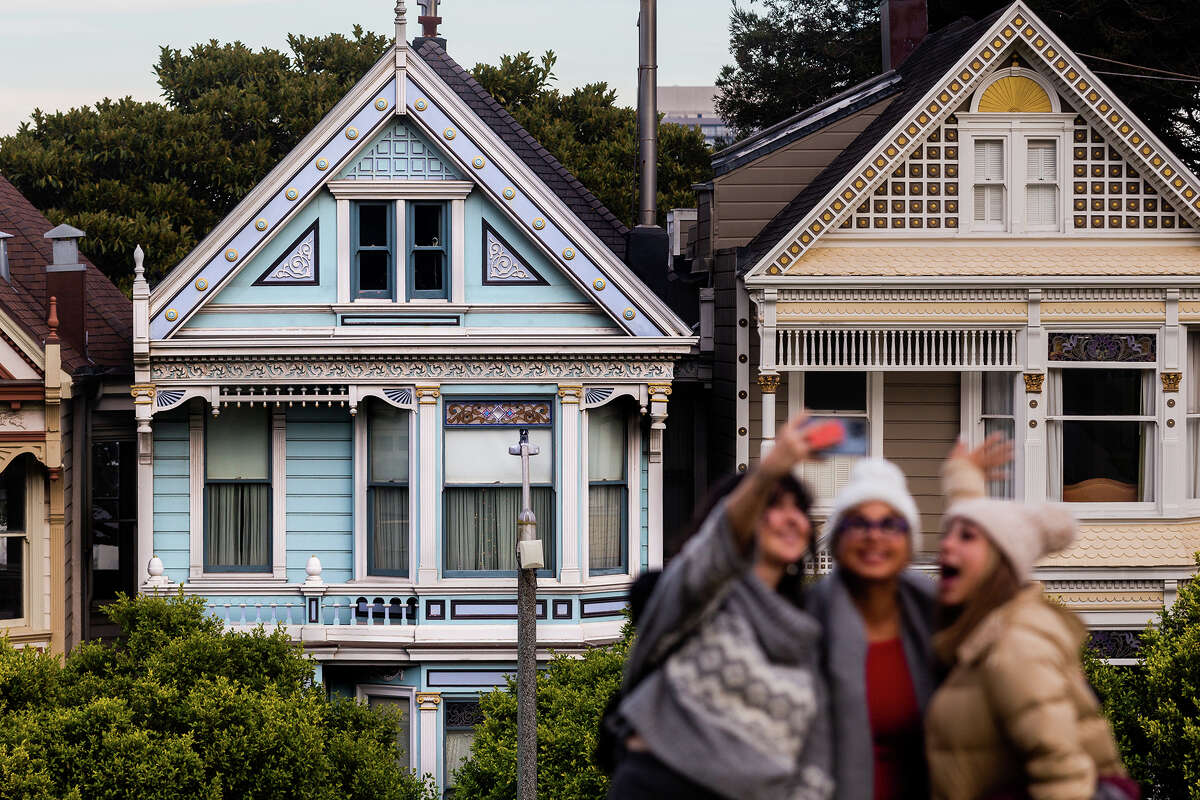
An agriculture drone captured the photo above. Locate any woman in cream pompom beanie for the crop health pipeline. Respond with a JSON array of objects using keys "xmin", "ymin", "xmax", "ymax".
[{"xmin": 924, "ymin": 446, "xmax": 1132, "ymax": 800}]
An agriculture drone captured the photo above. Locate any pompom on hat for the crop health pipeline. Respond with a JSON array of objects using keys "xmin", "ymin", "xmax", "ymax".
[
  {"xmin": 819, "ymin": 458, "xmax": 922, "ymax": 552},
  {"xmin": 943, "ymin": 497, "xmax": 1078, "ymax": 582}
]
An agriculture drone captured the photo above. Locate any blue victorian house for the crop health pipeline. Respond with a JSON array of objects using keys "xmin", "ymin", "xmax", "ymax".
[{"xmin": 132, "ymin": 3, "xmax": 693, "ymax": 792}]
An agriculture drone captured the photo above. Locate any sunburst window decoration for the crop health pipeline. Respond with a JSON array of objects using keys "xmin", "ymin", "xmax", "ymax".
[
  {"xmin": 836, "ymin": 117, "xmax": 961, "ymax": 232},
  {"xmin": 1070, "ymin": 118, "xmax": 1188, "ymax": 231},
  {"xmin": 977, "ymin": 75, "xmax": 1053, "ymax": 113}
]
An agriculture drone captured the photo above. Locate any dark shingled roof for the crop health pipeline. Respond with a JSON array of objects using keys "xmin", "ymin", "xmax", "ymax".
[
  {"xmin": 0, "ymin": 174, "xmax": 133, "ymax": 375},
  {"xmin": 741, "ymin": 10, "xmax": 1004, "ymax": 271},
  {"xmin": 414, "ymin": 39, "xmax": 630, "ymax": 261}
]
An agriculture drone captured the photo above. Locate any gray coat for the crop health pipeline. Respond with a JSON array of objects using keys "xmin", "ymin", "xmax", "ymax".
[
  {"xmin": 806, "ymin": 568, "xmax": 937, "ymax": 800},
  {"xmin": 619, "ymin": 500, "xmax": 834, "ymax": 800}
]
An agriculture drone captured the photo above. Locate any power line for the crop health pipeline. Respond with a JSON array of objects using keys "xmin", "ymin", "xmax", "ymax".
[
  {"xmin": 1078, "ymin": 52, "xmax": 1200, "ymax": 82},
  {"xmin": 1092, "ymin": 70, "xmax": 1200, "ymax": 85}
]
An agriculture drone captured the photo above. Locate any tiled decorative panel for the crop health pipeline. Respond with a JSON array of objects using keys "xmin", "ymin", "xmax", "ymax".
[
  {"xmin": 444, "ymin": 400, "xmax": 552, "ymax": 426},
  {"xmin": 1071, "ymin": 118, "xmax": 1189, "ymax": 230},
  {"xmin": 337, "ymin": 119, "xmax": 461, "ymax": 180},
  {"xmin": 1048, "ymin": 332, "xmax": 1156, "ymax": 362},
  {"xmin": 839, "ymin": 117, "xmax": 961, "ymax": 231}
]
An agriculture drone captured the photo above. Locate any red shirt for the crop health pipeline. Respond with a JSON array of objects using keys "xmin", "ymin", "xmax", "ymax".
[{"xmin": 865, "ymin": 637, "xmax": 925, "ymax": 800}]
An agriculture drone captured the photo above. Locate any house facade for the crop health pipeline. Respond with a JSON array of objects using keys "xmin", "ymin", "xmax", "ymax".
[
  {"xmin": 686, "ymin": 1, "xmax": 1200, "ymax": 651},
  {"xmin": 0, "ymin": 176, "xmax": 135, "ymax": 651},
  {"xmin": 133, "ymin": 7, "xmax": 692, "ymax": 793}
]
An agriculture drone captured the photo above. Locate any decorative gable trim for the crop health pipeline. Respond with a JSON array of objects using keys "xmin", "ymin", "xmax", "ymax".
[
  {"xmin": 482, "ymin": 221, "xmax": 546, "ymax": 285},
  {"xmin": 252, "ymin": 221, "xmax": 319, "ymax": 286},
  {"xmin": 336, "ymin": 118, "xmax": 461, "ymax": 180},
  {"xmin": 746, "ymin": 1, "xmax": 1200, "ymax": 280}
]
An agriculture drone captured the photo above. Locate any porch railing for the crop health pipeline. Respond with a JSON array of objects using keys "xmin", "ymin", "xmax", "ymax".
[
  {"xmin": 209, "ymin": 596, "xmax": 419, "ymax": 627},
  {"xmin": 776, "ymin": 327, "xmax": 1020, "ymax": 370}
]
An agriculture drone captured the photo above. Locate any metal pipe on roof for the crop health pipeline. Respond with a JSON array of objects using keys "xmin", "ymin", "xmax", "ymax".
[{"xmin": 637, "ymin": 0, "xmax": 658, "ymax": 227}]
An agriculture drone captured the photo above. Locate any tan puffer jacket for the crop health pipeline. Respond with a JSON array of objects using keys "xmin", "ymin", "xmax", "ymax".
[{"xmin": 925, "ymin": 585, "xmax": 1125, "ymax": 800}]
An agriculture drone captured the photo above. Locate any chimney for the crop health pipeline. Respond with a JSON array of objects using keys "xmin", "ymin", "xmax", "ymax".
[
  {"xmin": 626, "ymin": 0, "xmax": 669, "ymax": 300},
  {"xmin": 880, "ymin": 0, "xmax": 928, "ymax": 72},
  {"xmin": 413, "ymin": 0, "xmax": 445, "ymax": 49},
  {"xmin": 43, "ymin": 223, "xmax": 87, "ymax": 357}
]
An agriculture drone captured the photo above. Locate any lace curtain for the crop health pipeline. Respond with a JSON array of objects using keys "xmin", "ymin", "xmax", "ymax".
[
  {"xmin": 444, "ymin": 486, "xmax": 554, "ymax": 571},
  {"xmin": 204, "ymin": 483, "xmax": 270, "ymax": 569}
]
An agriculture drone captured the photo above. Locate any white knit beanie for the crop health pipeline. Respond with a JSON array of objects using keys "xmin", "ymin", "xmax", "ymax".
[
  {"xmin": 819, "ymin": 458, "xmax": 922, "ymax": 552},
  {"xmin": 943, "ymin": 498, "xmax": 1077, "ymax": 582}
]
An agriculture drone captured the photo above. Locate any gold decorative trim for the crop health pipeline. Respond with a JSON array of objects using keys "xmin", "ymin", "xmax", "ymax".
[
  {"xmin": 1023, "ymin": 373, "xmax": 1044, "ymax": 393},
  {"xmin": 414, "ymin": 98, "xmax": 428, "ymax": 111},
  {"xmin": 756, "ymin": 374, "xmax": 781, "ymax": 394},
  {"xmin": 592, "ymin": 279, "xmax": 606, "ymax": 291},
  {"xmin": 415, "ymin": 692, "xmax": 442, "ymax": 711},
  {"xmin": 224, "ymin": 249, "xmax": 238, "ymax": 262},
  {"xmin": 194, "ymin": 278, "xmax": 208, "ymax": 292},
  {"xmin": 164, "ymin": 309, "xmax": 178, "ymax": 322},
  {"xmin": 978, "ymin": 75, "xmax": 1052, "ymax": 112},
  {"xmin": 374, "ymin": 98, "xmax": 388, "ymax": 111},
  {"xmin": 414, "ymin": 386, "xmax": 441, "ymax": 402},
  {"xmin": 345, "ymin": 127, "xmax": 359, "ymax": 140},
  {"xmin": 1161, "ymin": 371, "xmax": 1182, "ymax": 392},
  {"xmin": 648, "ymin": 383, "xmax": 673, "ymax": 397},
  {"xmin": 557, "ymin": 385, "xmax": 583, "ymax": 403},
  {"xmin": 130, "ymin": 383, "xmax": 157, "ymax": 400},
  {"xmin": 254, "ymin": 218, "xmax": 268, "ymax": 231}
]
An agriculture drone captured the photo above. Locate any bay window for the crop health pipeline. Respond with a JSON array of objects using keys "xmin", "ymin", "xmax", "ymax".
[
  {"xmin": 1047, "ymin": 333, "xmax": 1157, "ymax": 504},
  {"xmin": 0, "ymin": 460, "xmax": 25, "ymax": 621},
  {"xmin": 204, "ymin": 406, "xmax": 271, "ymax": 571},
  {"xmin": 443, "ymin": 400, "xmax": 554, "ymax": 574},
  {"xmin": 588, "ymin": 403, "xmax": 627, "ymax": 574},
  {"xmin": 368, "ymin": 401, "xmax": 410, "ymax": 577}
]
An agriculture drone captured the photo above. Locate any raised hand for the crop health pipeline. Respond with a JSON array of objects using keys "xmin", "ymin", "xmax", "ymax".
[
  {"xmin": 759, "ymin": 412, "xmax": 814, "ymax": 480},
  {"xmin": 947, "ymin": 432, "xmax": 1013, "ymax": 481}
]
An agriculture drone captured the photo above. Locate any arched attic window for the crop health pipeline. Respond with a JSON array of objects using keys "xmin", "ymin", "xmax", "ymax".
[{"xmin": 971, "ymin": 68, "xmax": 1060, "ymax": 114}]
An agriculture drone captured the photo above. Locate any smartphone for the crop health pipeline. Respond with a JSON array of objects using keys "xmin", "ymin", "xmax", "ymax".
[{"xmin": 804, "ymin": 419, "xmax": 845, "ymax": 453}]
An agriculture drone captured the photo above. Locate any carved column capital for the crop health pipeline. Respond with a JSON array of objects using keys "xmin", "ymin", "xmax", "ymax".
[
  {"xmin": 557, "ymin": 384, "xmax": 583, "ymax": 403},
  {"xmin": 415, "ymin": 692, "xmax": 442, "ymax": 711},
  {"xmin": 647, "ymin": 382, "xmax": 672, "ymax": 399},
  {"xmin": 756, "ymin": 373, "xmax": 781, "ymax": 394},
  {"xmin": 414, "ymin": 385, "xmax": 440, "ymax": 403},
  {"xmin": 131, "ymin": 383, "xmax": 157, "ymax": 403},
  {"xmin": 1023, "ymin": 373, "xmax": 1045, "ymax": 393},
  {"xmin": 1161, "ymin": 371, "xmax": 1182, "ymax": 392}
]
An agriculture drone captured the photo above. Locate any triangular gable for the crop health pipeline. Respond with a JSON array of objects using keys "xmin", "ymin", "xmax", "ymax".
[
  {"xmin": 746, "ymin": 1, "xmax": 1200, "ymax": 279},
  {"xmin": 148, "ymin": 43, "xmax": 690, "ymax": 340}
]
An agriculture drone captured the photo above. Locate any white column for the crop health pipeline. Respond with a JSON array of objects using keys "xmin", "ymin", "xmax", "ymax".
[
  {"xmin": 188, "ymin": 405, "xmax": 205, "ymax": 580},
  {"xmin": 133, "ymin": 385, "xmax": 156, "ymax": 590},
  {"xmin": 271, "ymin": 407, "xmax": 287, "ymax": 579},
  {"xmin": 756, "ymin": 289, "xmax": 778, "ymax": 457},
  {"xmin": 557, "ymin": 385, "xmax": 582, "ymax": 584},
  {"xmin": 646, "ymin": 383, "xmax": 671, "ymax": 571},
  {"xmin": 416, "ymin": 692, "xmax": 442, "ymax": 787},
  {"xmin": 337, "ymin": 199, "xmax": 351, "ymax": 303},
  {"xmin": 1023, "ymin": 289, "xmax": 1048, "ymax": 502},
  {"xmin": 758, "ymin": 373, "xmax": 780, "ymax": 454},
  {"xmin": 1160, "ymin": 289, "xmax": 1184, "ymax": 514},
  {"xmin": 416, "ymin": 386, "xmax": 440, "ymax": 584}
]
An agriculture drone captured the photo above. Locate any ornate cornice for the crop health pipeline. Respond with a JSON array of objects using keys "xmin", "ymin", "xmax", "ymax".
[{"xmin": 151, "ymin": 355, "xmax": 675, "ymax": 384}]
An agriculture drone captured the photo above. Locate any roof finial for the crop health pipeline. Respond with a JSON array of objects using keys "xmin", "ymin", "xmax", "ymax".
[
  {"xmin": 395, "ymin": 0, "xmax": 407, "ymax": 48},
  {"xmin": 133, "ymin": 244, "xmax": 145, "ymax": 279},
  {"xmin": 47, "ymin": 295, "xmax": 59, "ymax": 342},
  {"xmin": 416, "ymin": 0, "xmax": 443, "ymax": 39}
]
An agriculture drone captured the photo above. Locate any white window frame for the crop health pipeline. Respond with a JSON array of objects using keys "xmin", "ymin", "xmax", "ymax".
[
  {"xmin": 1045, "ymin": 353, "xmax": 1159, "ymax": 519},
  {"xmin": 581, "ymin": 400, "xmax": 639, "ymax": 582},
  {"xmin": 355, "ymin": 684, "xmax": 416, "ymax": 770},
  {"xmin": 354, "ymin": 397, "xmax": 418, "ymax": 583},
  {"xmin": 957, "ymin": 113, "xmax": 1074, "ymax": 235},
  {"xmin": 787, "ymin": 371, "xmax": 884, "ymax": 511},
  {"xmin": 189, "ymin": 404, "xmax": 287, "ymax": 583},
  {"xmin": 961, "ymin": 371, "xmax": 1025, "ymax": 500},
  {"xmin": 0, "ymin": 461, "xmax": 38, "ymax": 631},
  {"xmin": 1024, "ymin": 138, "xmax": 1061, "ymax": 231},
  {"xmin": 329, "ymin": 181, "xmax": 471, "ymax": 306}
]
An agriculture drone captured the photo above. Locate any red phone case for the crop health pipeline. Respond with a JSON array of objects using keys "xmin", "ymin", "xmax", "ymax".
[{"xmin": 804, "ymin": 419, "xmax": 845, "ymax": 452}]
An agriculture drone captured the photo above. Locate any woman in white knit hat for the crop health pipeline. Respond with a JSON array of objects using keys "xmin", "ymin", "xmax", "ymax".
[
  {"xmin": 924, "ymin": 446, "xmax": 1135, "ymax": 800},
  {"xmin": 807, "ymin": 438, "xmax": 1010, "ymax": 800}
]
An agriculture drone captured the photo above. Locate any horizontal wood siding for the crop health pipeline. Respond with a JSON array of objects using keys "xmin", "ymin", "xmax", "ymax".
[
  {"xmin": 286, "ymin": 407, "xmax": 353, "ymax": 583},
  {"xmin": 712, "ymin": 99, "xmax": 892, "ymax": 250},
  {"xmin": 883, "ymin": 372, "xmax": 961, "ymax": 557},
  {"xmin": 152, "ymin": 418, "xmax": 191, "ymax": 582}
]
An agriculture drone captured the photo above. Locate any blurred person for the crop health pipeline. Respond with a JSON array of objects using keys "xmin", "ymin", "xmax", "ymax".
[
  {"xmin": 924, "ymin": 445, "xmax": 1136, "ymax": 800},
  {"xmin": 605, "ymin": 413, "xmax": 834, "ymax": 800}
]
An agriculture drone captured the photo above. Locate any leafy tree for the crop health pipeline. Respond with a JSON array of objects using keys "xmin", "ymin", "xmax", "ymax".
[
  {"xmin": 1084, "ymin": 555, "xmax": 1200, "ymax": 799},
  {"xmin": 0, "ymin": 592, "xmax": 436, "ymax": 800},
  {"xmin": 717, "ymin": 0, "xmax": 1200, "ymax": 170},
  {"xmin": 451, "ymin": 623, "xmax": 632, "ymax": 800}
]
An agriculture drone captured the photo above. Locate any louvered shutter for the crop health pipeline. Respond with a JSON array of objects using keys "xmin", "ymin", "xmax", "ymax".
[
  {"xmin": 973, "ymin": 140, "xmax": 1005, "ymax": 225},
  {"xmin": 1026, "ymin": 140, "xmax": 1058, "ymax": 228}
]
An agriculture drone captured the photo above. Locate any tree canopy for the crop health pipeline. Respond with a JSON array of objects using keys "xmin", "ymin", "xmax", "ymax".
[
  {"xmin": 717, "ymin": 0, "xmax": 1200, "ymax": 171},
  {"xmin": 0, "ymin": 592, "xmax": 435, "ymax": 800},
  {"xmin": 0, "ymin": 33, "xmax": 710, "ymax": 292}
]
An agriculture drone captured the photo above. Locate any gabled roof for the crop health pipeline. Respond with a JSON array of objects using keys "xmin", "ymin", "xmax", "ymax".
[
  {"xmin": 415, "ymin": 40, "xmax": 630, "ymax": 261},
  {"xmin": 743, "ymin": 1, "xmax": 1200, "ymax": 279},
  {"xmin": 0, "ymin": 175, "xmax": 132, "ymax": 374},
  {"xmin": 741, "ymin": 11, "xmax": 1003, "ymax": 270}
]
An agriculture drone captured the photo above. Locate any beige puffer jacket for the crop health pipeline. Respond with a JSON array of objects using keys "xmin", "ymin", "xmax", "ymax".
[{"xmin": 925, "ymin": 585, "xmax": 1125, "ymax": 800}]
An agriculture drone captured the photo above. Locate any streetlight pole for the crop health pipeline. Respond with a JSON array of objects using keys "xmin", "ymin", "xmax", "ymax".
[{"xmin": 509, "ymin": 428, "xmax": 542, "ymax": 800}]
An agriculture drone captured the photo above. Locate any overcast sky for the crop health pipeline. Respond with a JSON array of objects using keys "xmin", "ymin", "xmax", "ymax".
[{"xmin": 0, "ymin": 0, "xmax": 737, "ymax": 135}]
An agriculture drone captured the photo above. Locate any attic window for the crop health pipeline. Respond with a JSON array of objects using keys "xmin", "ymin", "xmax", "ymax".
[{"xmin": 0, "ymin": 232, "xmax": 11, "ymax": 283}]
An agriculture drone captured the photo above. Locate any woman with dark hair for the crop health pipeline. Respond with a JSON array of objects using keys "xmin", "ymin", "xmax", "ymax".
[
  {"xmin": 606, "ymin": 413, "xmax": 834, "ymax": 800},
  {"xmin": 924, "ymin": 446, "xmax": 1135, "ymax": 800}
]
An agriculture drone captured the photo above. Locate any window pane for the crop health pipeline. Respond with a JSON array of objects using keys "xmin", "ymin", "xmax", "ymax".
[
  {"xmin": 1061, "ymin": 421, "xmax": 1144, "ymax": 502},
  {"xmin": 412, "ymin": 204, "xmax": 442, "ymax": 247},
  {"xmin": 444, "ymin": 428, "xmax": 553, "ymax": 484},
  {"xmin": 358, "ymin": 204, "xmax": 389, "ymax": 247},
  {"xmin": 0, "ymin": 537, "xmax": 22, "ymax": 619},
  {"xmin": 207, "ymin": 407, "xmax": 269, "ymax": 480},
  {"xmin": 984, "ymin": 418, "xmax": 1015, "ymax": 498},
  {"xmin": 588, "ymin": 404, "xmax": 625, "ymax": 481},
  {"xmin": 974, "ymin": 185, "xmax": 1004, "ymax": 223},
  {"xmin": 444, "ymin": 486, "xmax": 553, "ymax": 571},
  {"xmin": 370, "ymin": 486, "xmax": 409, "ymax": 575},
  {"xmin": 982, "ymin": 372, "xmax": 1013, "ymax": 415},
  {"xmin": 1062, "ymin": 370, "xmax": 1142, "ymax": 416},
  {"xmin": 445, "ymin": 730, "xmax": 474, "ymax": 789},
  {"xmin": 205, "ymin": 483, "xmax": 270, "ymax": 569},
  {"xmin": 411, "ymin": 250, "xmax": 443, "ymax": 292},
  {"xmin": 975, "ymin": 139, "xmax": 1004, "ymax": 181},
  {"xmin": 1026, "ymin": 185, "xmax": 1058, "ymax": 227},
  {"xmin": 366, "ymin": 695, "xmax": 412, "ymax": 768},
  {"xmin": 358, "ymin": 250, "xmax": 390, "ymax": 293},
  {"xmin": 0, "ymin": 463, "xmax": 24, "ymax": 532},
  {"xmin": 804, "ymin": 372, "xmax": 866, "ymax": 412},
  {"xmin": 1026, "ymin": 140, "xmax": 1056, "ymax": 181},
  {"xmin": 589, "ymin": 485, "xmax": 625, "ymax": 571},
  {"xmin": 370, "ymin": 404, "xmax": 409, "ymax": 483}
]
